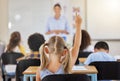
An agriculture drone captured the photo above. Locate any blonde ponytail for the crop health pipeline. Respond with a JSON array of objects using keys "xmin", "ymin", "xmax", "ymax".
[
  {"xmin": 40, "ymin": 44, "xmax": 49, "ymax": 70},
  {"xmin": 61, "ymin": 47, "xmax": 71, "ymax": 73},
  {"xmin": 53, "ymin": 36, "xmax": 71, "ymax": 73}
]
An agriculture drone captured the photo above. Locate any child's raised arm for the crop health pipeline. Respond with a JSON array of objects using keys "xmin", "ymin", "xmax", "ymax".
[{"xmin": 71, "ymin": 14, "xmax": 82, "ymax": 67}]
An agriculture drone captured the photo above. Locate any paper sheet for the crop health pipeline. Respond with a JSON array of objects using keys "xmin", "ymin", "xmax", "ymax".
[{"xmin": 72, "ymin": 66, "xmax": 87, "ymax": 70}]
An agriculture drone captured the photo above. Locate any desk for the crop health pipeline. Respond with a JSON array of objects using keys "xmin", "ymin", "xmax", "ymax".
[
  {"xmin": 79, "ymin": 58, "xmax": 87, "ymax": 63},
  {"xmin": 23, "ymin": 66, "xmax": 39, "ymax": 81},
  {"xmin": 23, "ymin": 66, "xmax": 98, "ymax": 81},
  {"xmin": 72, "ymin": 66, "xmax": 98, "ymax": 81}
]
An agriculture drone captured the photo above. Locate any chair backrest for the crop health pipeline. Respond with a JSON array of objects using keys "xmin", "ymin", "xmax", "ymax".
[
  {"xmin": 1, "ymin": 52, "xmax": 24, "ymax": 65},
  {"xmin": 78, "ymin": 51, "xmax": 92, "ymax": 58},
  {"xmin": 1, "ymin": 52, "xmax": 24, "ymax": 80},
  {"xmin": 89, "ymin": 61, "xmax": 120, "ymax": 80},
  {"xmin": 16, "ymin": 59, "xmax": 40, "ymax": 81},
  {"xmin": 75, "ymin": 52, "xmax": 92, "ymax": 65},
  {"xmin": 42, "ymin": 74, "xmax": 90, "ymax": 81}
]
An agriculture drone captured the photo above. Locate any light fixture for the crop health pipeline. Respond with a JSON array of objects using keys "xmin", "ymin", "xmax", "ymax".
[{"xmin": 8, "ymin": 22, "xmax": 12, "ymax": 29}]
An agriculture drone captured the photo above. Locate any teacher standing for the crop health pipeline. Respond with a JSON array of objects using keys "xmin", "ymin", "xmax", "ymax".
[{"xmin": 45, "ymin": 3, "xmax": 71, "ymax": 35}]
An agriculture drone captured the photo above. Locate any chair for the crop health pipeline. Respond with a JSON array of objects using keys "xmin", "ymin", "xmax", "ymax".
[
  {"xmin": 1, "ymin": 52, "xmax": 24, "ymax": 81},
  {"xmin": 16, "ymin": 59, "xmax": 40, "ymax": 81},
  {"xmin": 89, "ymin": 61, "xmax": 120, "ymax": 80},
  {"xmin": 75, "ymin": 52, "xmax": 92, "ymax": 65},
  {"xmin": 42, "ymin": 74, "xmax": 90, "ymax": 81}
]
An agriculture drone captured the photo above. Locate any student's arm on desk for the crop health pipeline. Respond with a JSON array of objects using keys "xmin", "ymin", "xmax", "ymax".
[
  {"xmin": 36, "ymin": 67, "xmax": 41, "ymax": 81},
  {"xmin": 17, "ymin": 57, "xmax": 26, "ymax": 61},
  {"xmin": 16, "ymin": 54, "xmax": 29, "ymax": 61},
  {"xmin": 71, "ymin": 15, "xmax": 82, "ymax": 67}
]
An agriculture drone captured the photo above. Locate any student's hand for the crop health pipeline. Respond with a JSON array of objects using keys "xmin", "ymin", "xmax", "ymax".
[{"xmin": 75, "ymin": 14, "xmax": 82, "ymax": 27}]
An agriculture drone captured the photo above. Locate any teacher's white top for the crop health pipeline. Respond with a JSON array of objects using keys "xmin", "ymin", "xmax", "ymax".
[{"xmin": 46, "ymin": 15, "xmax": 71, "ymax": 33}]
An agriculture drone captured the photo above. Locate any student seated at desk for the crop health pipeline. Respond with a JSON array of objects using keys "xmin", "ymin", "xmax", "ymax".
[
  {"xmin": 79, "ymin": 30, "xmax": 94, "ymax": 52},
  {"xmin": 73, "ymin": 30, "xmax": 93, "ymax": 65},
  {"xmin": 5, "ymin": 31, "xmax": 26, "ymax": 55},
  {"xmin": 84, "ymin": 41, "xmax": 116, "ymax": 81},
  {"xmin": 73, "ymin": 30, "xmax": 94, "ymax": 52},
  {"xmin": 84, "ymin": 41, "xmax": 116, "ymax": 65},
  {"xmin": 26, "ymin": 33, "xmax": 45, "ymax": 59},
  {"xmin": 36, "ymin": 15, "xmax": 82, "ymax": 81}
]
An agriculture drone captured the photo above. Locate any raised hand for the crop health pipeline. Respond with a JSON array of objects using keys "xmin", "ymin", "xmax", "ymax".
[{"xmin": 75, "ymin": 13, "xmax": 82, "ymax": 27}]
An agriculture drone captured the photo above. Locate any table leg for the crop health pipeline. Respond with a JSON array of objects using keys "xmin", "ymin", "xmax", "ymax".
[
  {"xmin": 94, "ymin": 74, "xmax": 97, "ymax": 81},
  {"xmin": 91, "ymin": 74, "xmax": 97, "ymax": 81},
  {"xmin": 23, "ymin": 74, "xmax": 36, "ymax": 81},
  {"xmin": 23, "ymin": 75, "xmax": 27, "ymax": 81},
  {"xmin": 30, "ymin": 75, "xmax": 33, "ymax": 81}
]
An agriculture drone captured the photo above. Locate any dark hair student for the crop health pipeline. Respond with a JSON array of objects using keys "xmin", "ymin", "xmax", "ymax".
[
  {"xmin": 94, "ymin": 41, "xmax": 109, "ymax": 50},
  {"xmin": 28, "ymin": 33, "xmax": 45, "ymax": 51}
]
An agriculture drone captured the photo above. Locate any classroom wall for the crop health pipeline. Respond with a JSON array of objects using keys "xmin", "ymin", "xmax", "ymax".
[
  {"xmin": 87, "ymin": 0, "xmax": 120, "ymax": 39},
  {"xmin": 0, "ymin": 0, "xmax": 120, "ymax": 56},
  {"xmin": 7, "ymin": 0, "xmax": 87, "ymax": 51},
  {"xmin": 0, "ymin": 0, "xmax": 9, "ymax": 44},
  {"xmin": 8, "ymin": 0, "xmax": 86, "ymax": 35},
  {"xmin": 87, "ymin": 0, "xmax": 120, "ymax": 56},
  {"xmin": 71, "ymin": 0, "xmax": 86, "ymax": 29},
  {"xmin": 8, "ymin": 0, "xmax": 52, "ymax": 51},
  {"xmin": 92, "ymin": 41, "xmax": 120, "ymax": 56}
]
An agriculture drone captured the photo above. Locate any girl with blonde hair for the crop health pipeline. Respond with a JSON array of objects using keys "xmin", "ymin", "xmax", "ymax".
[{"xmin": 36, "ymin": 14, "xmax": 82, "ymax": 81}]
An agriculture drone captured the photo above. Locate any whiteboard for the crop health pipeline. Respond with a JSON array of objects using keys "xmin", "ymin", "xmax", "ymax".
[
  {"xmin": 87, "ymin": 0, "xmax": 120, "ymax": 40},
  {"xmin": 8, "ymin": 0, "xmax": 73, "ymax": 51},
  {"xmin": 8, "ymin": 0, "xmax": 52, "ymax": 50},
  {"xmin": 8, "ymin": 0, "xmax": 52, "ymax": 36}
]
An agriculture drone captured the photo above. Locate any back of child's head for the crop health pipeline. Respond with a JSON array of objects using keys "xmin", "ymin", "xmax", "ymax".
[
  {"xmin": 94, "ymin": 41, "xmax": 109, "ymax": 50},
  {"xmin": 80, "ymin": 30, "xmax": 91, "ymax": 51},
  {"xmin": 6, "ymin": 31, "xmax": 21, "ymax": 52},
  {"xmin": 73, "ymin": 30, "xmax": 91, "ymax": 51},
  {"xmin": 40, "ymin": 36, "xmax": 71, "ymax": 73},
  {"xmin": 28, "ymin": 33, "xmax": 45, "ymax": 51}
]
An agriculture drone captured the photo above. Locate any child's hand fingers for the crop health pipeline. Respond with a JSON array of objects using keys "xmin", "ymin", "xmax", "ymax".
[{"xmin": 75, "ymin": 15, "xmax": 82, "ymax": 25}]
